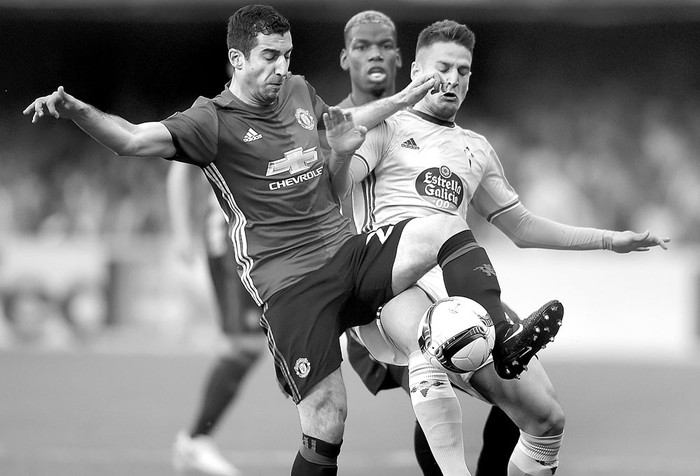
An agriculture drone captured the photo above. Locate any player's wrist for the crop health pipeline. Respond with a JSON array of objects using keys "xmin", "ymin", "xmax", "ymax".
[
  {"xmin": 68, "ymin": 100, "xmax": 93, "ymax": 122},
  {"xmin": 602, "ymin": 230, "xmax": 615, "ymax": 251},
  {"xmin": 332, "ymin": 150, "xmax": 355, "ymax": 161},
  {"xmin": 396, "ymin": 91, "xmax": 416, "ymax": 110}
]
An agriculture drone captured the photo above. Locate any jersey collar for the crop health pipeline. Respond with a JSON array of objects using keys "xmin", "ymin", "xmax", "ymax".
[
  {"xmin": 407, "ymin": 108, "xmax": 455, "ymax": 128},
  {"xmin": 212, "ymin": 81, "xmax": 279, "ymax": 112},
  {"xmin": 213, "ymin": 83, "xmax": 237, "ymax": 108}
]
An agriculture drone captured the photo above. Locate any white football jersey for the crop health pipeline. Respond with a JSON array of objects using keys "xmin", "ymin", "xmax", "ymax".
[
  {"xmin": 352, "ymin": 108, "xmax": 520, "ymax": 233},
  {"xmin": 351, "ymin": 109, "xmax": 519, "ymax": 382}
]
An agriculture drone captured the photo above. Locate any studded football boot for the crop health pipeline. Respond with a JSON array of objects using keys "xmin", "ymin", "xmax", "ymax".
[{"xmin": 493, "ymin": 300, "xmax": 564, "ymax": 379}]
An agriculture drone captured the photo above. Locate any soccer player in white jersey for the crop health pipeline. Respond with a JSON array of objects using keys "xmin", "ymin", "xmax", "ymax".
[
  {"xmin": 337, "ymin": 11, "xmax": 520, "ymax": 476},
  {"xmin": 341, "ymin": 20, "xmax": 669, "ymax": 475}
]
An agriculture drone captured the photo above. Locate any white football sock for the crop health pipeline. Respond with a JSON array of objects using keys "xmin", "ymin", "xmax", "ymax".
[
  {"xmin": 408, "ymin": 351, "xmax": 471, "ymax": 476},
  {"xmin": 508, "ymin": 430, "xmax": 563, "ymax": 476}
]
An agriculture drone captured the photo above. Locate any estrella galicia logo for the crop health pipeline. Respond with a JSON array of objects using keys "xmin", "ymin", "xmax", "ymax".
[
  {"xmin": 294, "ymin": 357, "xmax": 311, "ymax": 378},
  {"xmin": 415, "ymin": 166, "xmax": 464, "ymax": 211}
]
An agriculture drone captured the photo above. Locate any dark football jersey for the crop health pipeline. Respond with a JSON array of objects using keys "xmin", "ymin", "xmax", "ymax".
[{"xmin": 162, "ymin": 76, "xmax": 355, "ymax": 304}]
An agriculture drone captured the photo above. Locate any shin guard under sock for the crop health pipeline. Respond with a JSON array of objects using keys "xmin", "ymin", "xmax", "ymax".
[
  {"xmin": 414, "ymin": 419, "xmax": 443, "ymax": 476},
  {"xmin": 408, "ymin": 352, "xmax": 470, "ymax": 476}
]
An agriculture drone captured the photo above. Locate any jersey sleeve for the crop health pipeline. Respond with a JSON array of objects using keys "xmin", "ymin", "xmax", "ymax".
[
  {"xmin": 304, "ymin": 79, "xmax": 330, "ymax": 131},
  {"xmin": 470, "ymin": 138, "xmax": 520, "ymax": 222},
  {"xmin": 160, "ymin": 98, "xmax": 218, "ymax": 167},
  {"xmin": 492, "ymin": 203, "xmax": 609, "ymax": 250},
  {"xmin": 352, "ymin": 120, "xmax": 392, "ymax": 182}
]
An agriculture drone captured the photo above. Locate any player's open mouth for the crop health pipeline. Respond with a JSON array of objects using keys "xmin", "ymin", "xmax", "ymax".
[
  {"xmin": 442, "ymin": 92, "xmax": 458, "ymax": 101},
  {"xmin": 367, "ymin": 67, "xmax": 386, "ymax": 82}
]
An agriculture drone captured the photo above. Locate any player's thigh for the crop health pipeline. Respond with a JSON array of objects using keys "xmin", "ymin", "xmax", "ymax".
[
  {"xmin": 380, "ymin": 286, "xmax": 433, "ymax": 357},
  {"xmin": 470, "ymin": 358, "xmax": 564, "ymax": 436},
  {"xmin": 392, "ymin": 214, "xmax": 468, "ymax": 293},
  {"xmin": 296, "ymin": 367, "xmax": 347, "ymax": 443}
]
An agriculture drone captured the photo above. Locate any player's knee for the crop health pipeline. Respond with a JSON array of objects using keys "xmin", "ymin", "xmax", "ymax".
[
  {"xmin": 539, "ymin": 402, "xmax": 565, "ymax": 436},
  {"xmin": 550, "ymin": 404, "xmax": 565, "ymax": 434},
  {"xmin": 298, "ymin": 381, "xmax": 348, "ymax": 441},
  {"xmin": 314, "ymin": 395, "xmax": 348, "ymax": 430}
]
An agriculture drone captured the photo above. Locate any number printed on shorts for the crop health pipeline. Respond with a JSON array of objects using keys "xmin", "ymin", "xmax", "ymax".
[{"xmin": 365, "ymin": 224, "xmax": 395, "ymax": 245}]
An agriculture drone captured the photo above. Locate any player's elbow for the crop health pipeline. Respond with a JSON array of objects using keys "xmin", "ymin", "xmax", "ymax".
[
  {"xmin": 120, "ymin": 135, "xmax": 149, "ymax": 156},
  {"xmin": 511, "ymin": 237, "xmax": 530, "ymax": 249},
  {"xmin": 124, "ymin": 131, "xmax": 174, "ymax": 158},
  {"xmin": 501, "ymin": 230, "xmax": 529, "ymax": 249}
]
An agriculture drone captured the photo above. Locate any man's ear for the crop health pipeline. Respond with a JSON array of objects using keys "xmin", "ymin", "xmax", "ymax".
[
  {"xmin": 229, "ymin": 48, "xmax": 244, "ymax": 70},
  {"xmin": 410, "ymin": 61, "xmax": 420, "ymax": 80},
  {"xmin": 339, "ymin": 48, "xmax": 349, "ymax": 71},
  {"xmin": 396, "ymin": 48, "xmax": 403, "ymax": 69}
]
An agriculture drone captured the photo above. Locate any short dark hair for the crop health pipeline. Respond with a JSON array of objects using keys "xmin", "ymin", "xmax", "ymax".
[
  {"xmin": 227, "ymin": 4, "xmax": 291, "ymax": 58},
  {"xmin": 416, "ymin": 20, "xmax": 475, "ymax": 55},
  {"xmin": 343, "ymin": 10, "xmax": 397, "ymax": 47}
]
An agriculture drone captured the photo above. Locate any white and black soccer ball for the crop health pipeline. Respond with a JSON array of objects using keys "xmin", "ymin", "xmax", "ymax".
[{"xmin": 418, "ymin": 296, "xmax": 495, "ymax": 373}]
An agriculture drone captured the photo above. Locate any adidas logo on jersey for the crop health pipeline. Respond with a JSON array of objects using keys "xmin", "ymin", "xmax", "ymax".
[
  {"xmin": 243, "ymin": 128, "xmax": 262, "ymax": 142},
  {"xmin": 401, "ymin": 138, "xmax": 420, "ymax": 150}
]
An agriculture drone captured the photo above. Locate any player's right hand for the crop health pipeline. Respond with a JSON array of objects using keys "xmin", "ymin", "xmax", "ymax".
[
  {"xmin": 324, "ymin": 106, "xmax": 367, "ymax": 157},
  {"xmin": 23, "ymin": 86, "xmax": 82, "ymax": 123}
]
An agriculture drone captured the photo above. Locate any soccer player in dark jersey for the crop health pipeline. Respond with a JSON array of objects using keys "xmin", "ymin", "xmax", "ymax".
[
  {"xmin": 24, "ymin": 5, "xmax": 597, "ymax": 474},
  {"xmin": 168, "ymin": 160, "xmax": 263, "ymax": 476},
  {"xmin": 337, "ymin": 10, "xmax": 520, "ymax": 476}
]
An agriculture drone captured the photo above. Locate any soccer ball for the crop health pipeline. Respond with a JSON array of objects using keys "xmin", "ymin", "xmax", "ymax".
[{"xmin": 418, "ymin": 296, "xmax": 495, "ymax": 373}]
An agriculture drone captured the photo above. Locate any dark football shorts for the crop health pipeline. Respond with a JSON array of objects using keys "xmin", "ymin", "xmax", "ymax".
[
  {"xmin": 208, "ymin": 240, "xmax": 261, "ymax": 335},
  {"xmin": 261, "ymin": 219, "xmax": 411, "ymax": 404},
  {"xmin": 346, "ymin": 332, "xmax": 408, "ymax": 394}
]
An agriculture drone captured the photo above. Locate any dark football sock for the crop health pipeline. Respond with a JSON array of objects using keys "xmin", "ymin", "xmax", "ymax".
[
  {"xmin": 437, "ymin": 230, "xmax": 509, "ymax": 340},
  {"xmin": 291, "ymin": 434, "xmax": 341, "ymax": 476},
  {"xmin": 191, "ymin": 351, "xmax": 259, "ymax": 437},
  {"xmin": 475, "ymin": 406, "xmax": 520, "ymax": 476}
]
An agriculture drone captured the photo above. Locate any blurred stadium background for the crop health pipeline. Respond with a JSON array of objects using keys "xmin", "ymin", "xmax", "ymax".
[{"xmin": 1, "ymin": 0, "xmax": 700, "ymax": 475}]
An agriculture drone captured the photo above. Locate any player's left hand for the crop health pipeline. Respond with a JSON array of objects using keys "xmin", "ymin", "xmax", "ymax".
[
  {"xmin": 611, "ymin": 230, "xmax": 670, "ymax": 253},
  {"xmin": 323, "ymin": 106, "xmax": 367, "ymax": 157}
]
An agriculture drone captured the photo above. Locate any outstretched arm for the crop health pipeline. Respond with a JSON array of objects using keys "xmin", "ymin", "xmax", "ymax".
[
  {"xmin": 348, "ymin": 73, "xmax": 436, "ymax": 130},
  {"xmin": 23, "ymin": 86, "xmax": 175, "ymax": 158},
  {"xmin": 492, "ymin": 203, "xmax": 670, "ymax": 253}
]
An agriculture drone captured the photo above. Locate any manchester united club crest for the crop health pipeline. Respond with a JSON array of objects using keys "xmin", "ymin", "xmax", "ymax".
[
  {"xmin": 294, "ymin": 357, "xmax": 311, "ymax": 378},
  {"xmin": 295, "ymin": 108, "xmax": 315, "ymax": 130}
]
